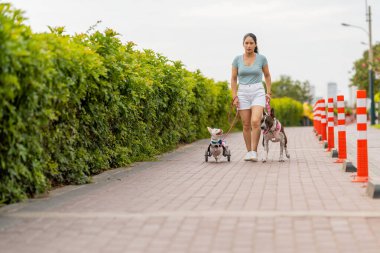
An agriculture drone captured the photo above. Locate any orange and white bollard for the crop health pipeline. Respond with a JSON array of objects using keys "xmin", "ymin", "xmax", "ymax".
[
  {"xmin": 335, "ymin": 95, "xmax": 347, "ymax": 163},
  {"xmin": 320, "ymin": 99, "xmax": 327, "ymax": 147},
  {"xmin": 327, "ymin": 98, "xmax": 335, "ymax": 151},
  {"xmin": 352, "ymin": 90, "xmax": 368, "ymax": 183},
  {"xmin": 314, "ymin": 101, "xmax": 320, "ymax": 138},
  {"xmin": 313, "ymin": 102, "xmax": 316, "ymax": 133}
]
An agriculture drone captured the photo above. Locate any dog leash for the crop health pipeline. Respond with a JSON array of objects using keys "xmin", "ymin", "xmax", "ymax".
[
  {"xmin": 222, "ymin": 98, "xmax": 239, "ymax": 141},
  {"xmin": 265, "ymin": 96, "xmax": 271, "ymax": 114},
  {"xmin": 223, "ymin": 95, "xmax": 271, "ymax": 141},
  {"xmin": 222, "ymin": 110, "xmax": 239, "ymax": 141}
]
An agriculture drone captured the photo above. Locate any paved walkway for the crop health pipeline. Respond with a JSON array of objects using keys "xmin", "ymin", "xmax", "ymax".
[
  {"xmin": 1, "ymin": 126, "xmax": 380, "ymax": 253},
  {"xmin": 345, "ymin": 123, "xmax": 380, "ymax": 178}
]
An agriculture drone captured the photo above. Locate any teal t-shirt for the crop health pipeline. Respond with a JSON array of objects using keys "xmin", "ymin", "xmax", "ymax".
[{"xmin": 232, "ymin": 53, "xmax": 268, "ymax": 85}]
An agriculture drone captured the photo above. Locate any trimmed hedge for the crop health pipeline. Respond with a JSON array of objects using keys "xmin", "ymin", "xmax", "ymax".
[
  {"xmin": 270, "ymin": 97, "xmax": 304, "ymax": 126},
  {"xmin": 0, "ymin": 4, "xmax": 231, "ymax": 204}
]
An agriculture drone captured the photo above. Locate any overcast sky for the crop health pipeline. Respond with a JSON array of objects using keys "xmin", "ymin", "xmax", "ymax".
[{"xmin": 7, "ymin": 0, "xmax": 380, "ymax": 100}]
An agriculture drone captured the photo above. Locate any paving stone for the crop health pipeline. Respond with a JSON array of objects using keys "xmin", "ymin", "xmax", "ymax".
[{"xmin": 1, "ymin": 126, "xmax": 380, "ymax": 252}]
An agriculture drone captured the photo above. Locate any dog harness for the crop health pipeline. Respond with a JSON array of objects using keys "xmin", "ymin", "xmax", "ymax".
[
  {"xmin": 210, "ymin": 139, "xmax": 226, "ymax": 147},
  {"xmin": 263, "ymin": 118, "xmax": 282, "ymax": 135},
  {"xmin": 211, "ymin": 139, "xmax": 223, "ymax": 145}
]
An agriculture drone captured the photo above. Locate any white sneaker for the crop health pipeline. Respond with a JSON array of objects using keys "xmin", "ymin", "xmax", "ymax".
[
  {"xmin": 244, "ymin": 151, "xmax": 253, "ymax": 161},
  {"xmin": 251, "ymin": 151, "xmax": 258, "ymax": 162}
]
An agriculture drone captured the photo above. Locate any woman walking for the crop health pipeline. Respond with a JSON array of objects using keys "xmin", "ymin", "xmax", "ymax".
[{"xmin": 231, "ymin": 33, "xmax": 272, "ymax": 161}]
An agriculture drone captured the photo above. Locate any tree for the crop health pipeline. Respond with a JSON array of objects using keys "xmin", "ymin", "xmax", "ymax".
[
  {"xmin": 350, "ymin": 43, "xmax": 380, "ymax": 91},
  {"xmin": 271, "ymin": 75, "xmax": 313, "ymax": 103}
]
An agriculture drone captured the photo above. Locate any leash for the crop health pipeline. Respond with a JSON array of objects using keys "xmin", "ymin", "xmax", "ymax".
[
  {"xmin": 222, "ymin": 110, "xmax": 239, "ymax": 141},
  {"xmin": 222, "ymin": 95, "xmax": 271, "ymax": 140},
  {"xmin": 265, "ymin": 96, "xmax": 271, "ymax": 114},
  {"xmin": 222, "ymin": 97, "xmax": 239, "ymax": 141},
  {"xmin": 263, "ymin": 96, "xmax": 272, "ymax": 135}
]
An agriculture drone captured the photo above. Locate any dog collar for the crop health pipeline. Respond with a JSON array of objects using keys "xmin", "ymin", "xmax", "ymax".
[
  {"xmin": 211, "ymin": 139, "xmax": 222, "ymax": 145},
  {"xmin": 264, "ymin": 119, "xmax": 281, "ymax": 135}
]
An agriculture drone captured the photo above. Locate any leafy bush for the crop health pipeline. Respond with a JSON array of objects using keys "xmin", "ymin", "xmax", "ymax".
[
  {"xmin": 0, "ymin": 4, "xmax": 232, "ymax": 204},
  {"xmin": 270, "ymin": 97, "xmax": 303, "ymax": 126}
]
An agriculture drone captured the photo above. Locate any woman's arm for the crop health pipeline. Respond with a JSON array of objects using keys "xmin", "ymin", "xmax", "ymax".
[
  {"xmin": 231, "ymin": 67, "xmax": 239, "ymax": 107},
  {"xmin": 263, "ymin": 64, "xmax": 271, "ymax": 97}
]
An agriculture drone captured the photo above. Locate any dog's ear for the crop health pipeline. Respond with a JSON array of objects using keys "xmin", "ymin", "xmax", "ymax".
[
  {"xmin": 207, "ymin": 127, "xmax": 212, "ymax": 133},
  {"xmin": 270, "ymin": 108, "xmax": 275, "ymax": 117}
]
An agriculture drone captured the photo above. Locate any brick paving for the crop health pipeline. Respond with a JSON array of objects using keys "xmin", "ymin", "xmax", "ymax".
[
  {"xmin": 1, "ymin": 126, "xmax": 380, "ymax": 253},
  {"xmin": 344, "ymin": 123, "xmax": 380, "ymax": 178}
]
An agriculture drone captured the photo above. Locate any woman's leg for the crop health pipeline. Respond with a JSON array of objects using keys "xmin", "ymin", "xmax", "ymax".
[
  {"xmin": 250, "ymin": 105, "xmax": 264, "ymax": 152},
  {"xmin": 239, "ymin": 109, "xmax": 252, "ymax": 151}
]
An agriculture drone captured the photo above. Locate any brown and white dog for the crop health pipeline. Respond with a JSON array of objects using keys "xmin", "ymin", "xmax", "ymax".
[{"xmin": 260, "ymin": 108, "xmax": 290, "ymax": 162}]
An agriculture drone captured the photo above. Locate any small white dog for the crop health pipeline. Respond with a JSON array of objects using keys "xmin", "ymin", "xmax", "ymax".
[{"xmin": 206, "ymin": 127, "xmax": 228, "ymax": 162}]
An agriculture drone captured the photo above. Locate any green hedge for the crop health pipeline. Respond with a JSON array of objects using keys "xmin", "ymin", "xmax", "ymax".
[
  {"xmin": 270, "ymin": 97, "xmax": 303, "ymax": 126},
  {"xmin": 0, "ymin": 4, "xmax": 231, "ymax": 204}
]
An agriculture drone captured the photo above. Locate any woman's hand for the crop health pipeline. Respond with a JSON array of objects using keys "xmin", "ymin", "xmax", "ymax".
[
  {"xmin": 233, "ymin": 96, "xmax": 239, "ymax": 108},
  {"xmin": 265, "ymin": 93, "xmax": 271, "ymax": 101}
]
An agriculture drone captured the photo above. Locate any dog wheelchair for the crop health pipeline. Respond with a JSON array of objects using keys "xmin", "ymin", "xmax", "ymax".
[{"xmin": 204, "ymin": 140, "xmax": 231, "ymax": 162}]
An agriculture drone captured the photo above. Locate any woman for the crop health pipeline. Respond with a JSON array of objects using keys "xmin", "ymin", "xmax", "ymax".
[{"xmin": 231, "ymin": 33, "xmax": 272, "ymax": 161}]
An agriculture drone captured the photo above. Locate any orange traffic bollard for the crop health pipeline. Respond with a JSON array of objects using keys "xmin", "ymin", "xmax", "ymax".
[
  {"xmin": 335, "ymin": 95, "xmax": 347, "ymax": 163},
  {"xmin": 327, "ymin": 98, "xmax": 335, "ymax": 151},
  {"xmin": 320, "ymin": 99, "xmax": 327, "ymax": 147},
  {"xmin": 314, "ymin": 101, "xmax": 320, "ymax": 138},
  {"xmin": 352, "ymin": 90, "xmax": 368, "ymax": 183},
  {"xmin": 313, "ymin": 102, "xmax": 316, "ymax": 133}
]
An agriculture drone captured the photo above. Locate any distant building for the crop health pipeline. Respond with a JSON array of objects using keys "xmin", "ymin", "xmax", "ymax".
[{"xmin": 327, "ymin": 82, "xmax": 337, "ymax": 100}]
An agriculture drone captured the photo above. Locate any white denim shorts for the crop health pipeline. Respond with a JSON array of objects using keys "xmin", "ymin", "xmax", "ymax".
[{"xmin": 237, "ymin": 83, "xmax": 266, "ymax": 110}]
